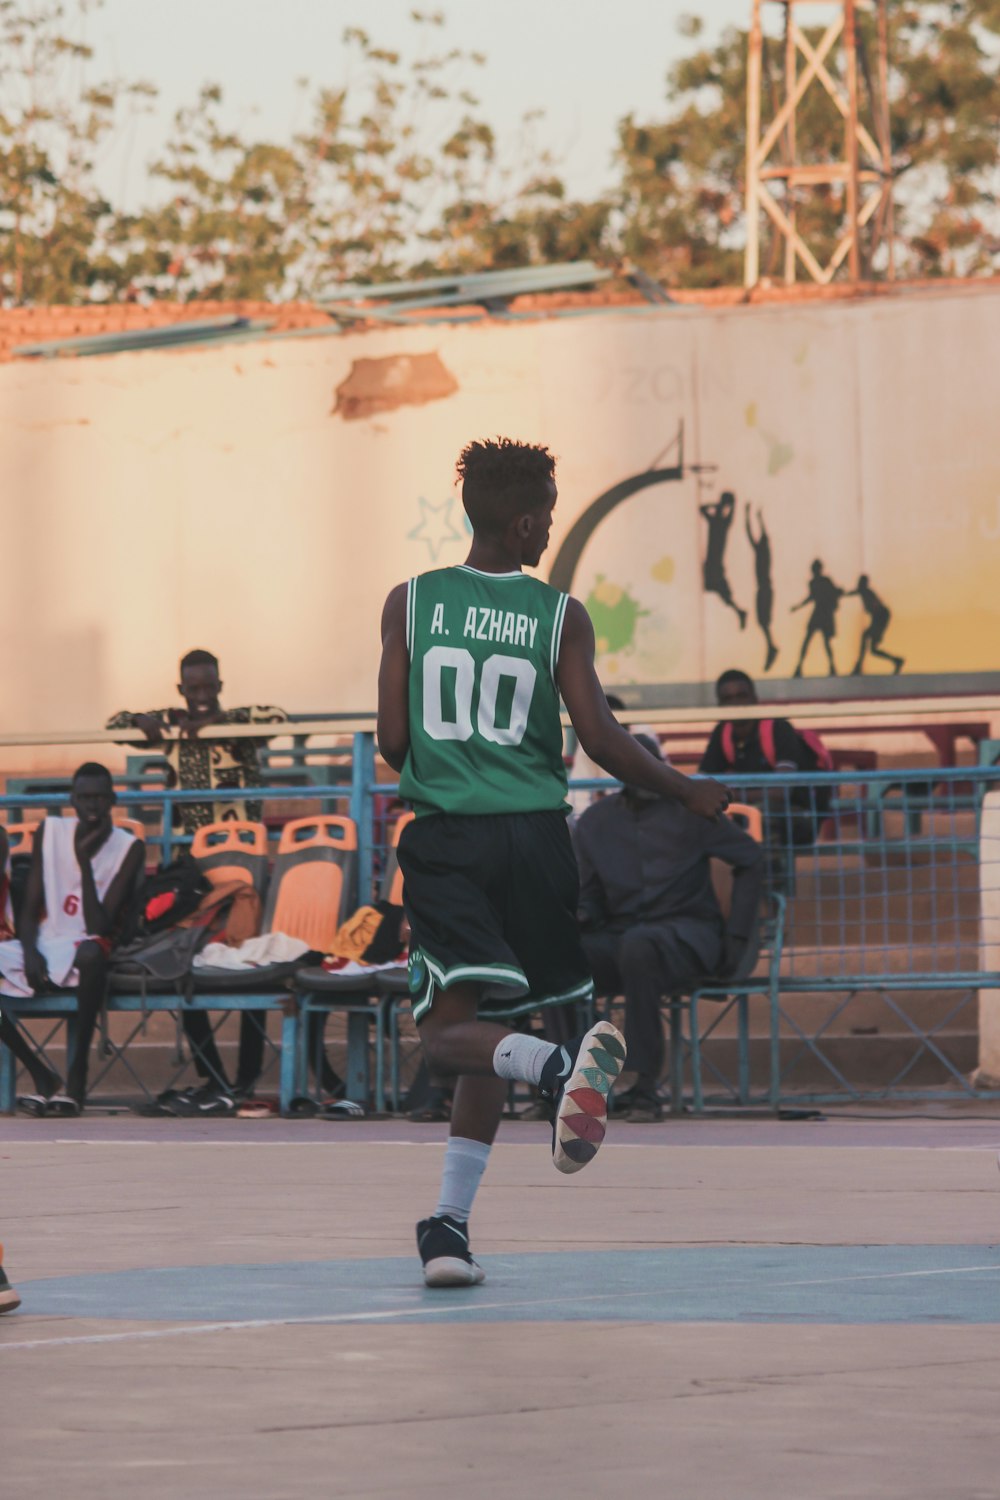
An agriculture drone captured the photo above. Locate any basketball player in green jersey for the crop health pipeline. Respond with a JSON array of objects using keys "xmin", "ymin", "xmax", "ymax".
[{"xmin": 378, "ymin": 438, "xmax": 730, "ymax": 1287}]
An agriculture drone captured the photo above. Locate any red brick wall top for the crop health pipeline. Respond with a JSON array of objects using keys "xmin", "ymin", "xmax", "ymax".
[{"xmin": 2, "ymin": 277, "xmax": 998, "ymax": 362}]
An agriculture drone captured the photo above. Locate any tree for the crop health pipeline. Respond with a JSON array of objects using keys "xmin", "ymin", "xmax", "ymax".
[
  {"xmin": 613, "ymin": 5, "xmax": 1000, "ymax": 286},
  {"xmin": 0, "ymin": 0, "xmax": 155, "ymax": 303},
  {"xmin": 419, "ymin": 111, "xmax": 614, "ymax": 275},
  {"xmin": 115, "ymin": 14, "xmax": 507, "ymax": 300},
  {"xmin": 2, "ymin": 1, "xmax": 998, "ymax": 303},
  {"xmin": 1, "ymin": 4, "xmax": 609, "ymax": 303},
  {"xmin": 891, "ymin": 2, "xmax": 1000, "ymax": 276}
]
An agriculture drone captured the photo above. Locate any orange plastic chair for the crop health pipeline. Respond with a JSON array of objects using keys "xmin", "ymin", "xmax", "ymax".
[
  {"xmin": 191, "ymin": 821, "xmax": 269, "ymax": 896},
  {"xmin": 1, "ymin": 822, "xmax": 38, "ymax": 858},
  {"xmin": 383, "ymin": 811, "xmax": 415, "ymax": 906},
  {"xmin": 726, "ymin": 802, "xmax": 763, "ymax": 842},
  {"xmin": 262, "ymin": 816, "xmax": 357, "ymax": 952}
]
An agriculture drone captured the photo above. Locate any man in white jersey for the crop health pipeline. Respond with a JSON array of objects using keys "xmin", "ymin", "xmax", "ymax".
[
  {"xmin": 0, "ymin": 763, "xmax": 144, "ymax": 1117},
  {"xmin": 378, "ymin": 438, "xmax": 729, "ymax": 1287}
]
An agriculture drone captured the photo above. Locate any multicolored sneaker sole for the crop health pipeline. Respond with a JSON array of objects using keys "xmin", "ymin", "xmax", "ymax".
[{"xmin": 552, "ymin": 1021, "xmax": 627, "ymax": 1174}]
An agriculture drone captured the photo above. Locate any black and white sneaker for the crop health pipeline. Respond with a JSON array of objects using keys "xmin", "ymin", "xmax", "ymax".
[
  {"xmin": 17, "ymin": 1093, "xmax": 51, "ymax": 1118},
  {"xmin": 539, "ymin": 1020, "xmax": 627, "ymax": 1174},
  {"xmin": 0, "ymin": 1245, "xmax": 21, "ymax": 1315},
  {"xmin": 168, "ymin": 1085, "xmax": 236, "ymax": 1118},
  {"xmin": 416, "ymin": 1215, "xmax": 486, "ymax": 1288},
  {"xmin": 46, "ymin": 1094, "xmax": 81, "ymax": 1119}
]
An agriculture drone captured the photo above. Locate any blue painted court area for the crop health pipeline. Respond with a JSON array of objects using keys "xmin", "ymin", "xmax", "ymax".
[{"xmin": 17, "ymin": 1245, "xmax": 1000, "ymax": 1326}]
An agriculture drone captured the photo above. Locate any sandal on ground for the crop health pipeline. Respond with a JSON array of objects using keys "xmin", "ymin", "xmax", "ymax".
[
  {"xmin": 236, "ymin": 1097, "xmax": 280, "ymax": 1119},
  {"xmin": 46, "ymin": 1094, "xmax": 81, "ymax": 1119},
  {"xmin": 408, "ymin": 1087, "xmax": 452, "ymax": 1123},
  {"xmin": 625, "ymin": 1093, "xmax": 664, "ymax": 1123},
  {"xmin": 319, "ymin": 1098, "xmax": 365, "ymax": 1119},
  {"xmin": 286, "ymin": 1096, "xmax": 320, "ymax": 1117}
]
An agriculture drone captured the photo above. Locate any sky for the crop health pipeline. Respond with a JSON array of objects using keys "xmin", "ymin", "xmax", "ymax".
[{"xmin": 85, "ymin": 0, "xmax": 750, "ymax": 210}]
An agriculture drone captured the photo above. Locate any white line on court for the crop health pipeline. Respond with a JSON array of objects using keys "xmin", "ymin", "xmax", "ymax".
[
  {"xmin": 3, "ymin": 1264, "xmax": 999, "ymax": 1353},
  {"xmin": 14, "ymin": 1139, "xmax": 999, "ymax": 1152}
]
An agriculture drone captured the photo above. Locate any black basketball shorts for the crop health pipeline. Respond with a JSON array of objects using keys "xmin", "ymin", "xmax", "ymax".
[{"xmin": 396, "ymin": 809, "xmax": 594, "ymax": 1024}]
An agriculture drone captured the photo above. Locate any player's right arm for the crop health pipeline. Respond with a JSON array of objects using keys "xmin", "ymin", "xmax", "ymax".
[
  {"xmin": 377, "ymin": 583, "xmax": 411, "ymax": 774},
  {"xmin": 557, "ymin": 597, "xmax": 730, "ymax": 822}
]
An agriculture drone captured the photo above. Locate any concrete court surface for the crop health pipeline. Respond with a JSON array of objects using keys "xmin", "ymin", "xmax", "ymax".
[{"xmin": 2, "ymin": 1113, "xmax": 1000, "ymax": 1500}]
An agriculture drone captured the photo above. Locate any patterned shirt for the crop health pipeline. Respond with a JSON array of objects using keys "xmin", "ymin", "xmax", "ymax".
[{"xmin": 106, "ymin": 705, "xmax": 287, "ymax": 835}]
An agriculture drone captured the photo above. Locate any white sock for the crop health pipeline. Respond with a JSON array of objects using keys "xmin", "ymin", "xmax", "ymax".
[
  {"xmin": 492, "ymin": 1032, "xmax": 557, "ymax": 1086},
  {"xmin": 435, "ymin": 1136, "xmax": 492, "ymax": 1222}
]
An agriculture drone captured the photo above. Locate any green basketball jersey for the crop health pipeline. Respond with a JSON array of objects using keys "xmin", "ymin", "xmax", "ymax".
[{"xmin": 398, "ymin": 564, "xmax": 570, "ymax": 817}]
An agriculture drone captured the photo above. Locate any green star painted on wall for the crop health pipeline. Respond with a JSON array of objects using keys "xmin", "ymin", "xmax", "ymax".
[{"xmin": 407, "ymin": 496, "xmax": 466, "ymax": 561}]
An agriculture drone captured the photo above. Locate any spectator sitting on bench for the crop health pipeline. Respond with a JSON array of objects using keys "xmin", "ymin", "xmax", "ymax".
[
  {"xmin": 109, "ymin": 650, "xmax": 288, "ymax": 1113},
  {"xmin": 106, "ymin": 648, "xmax": 288, "ymax": 836},
  {"xmin": 575, "ymin": 735, "xmax": 763, "ymax": 1122},
  {"xmin": 0, "ymin": 764, "xmax": 144, "ymax": 1117},
  {"xmin": 698, "ymin": 669, "xmax": 832, "ymax": 860}
]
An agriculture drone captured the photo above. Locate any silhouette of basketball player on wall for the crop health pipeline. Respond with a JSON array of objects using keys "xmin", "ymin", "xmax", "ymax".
[
  {"xmin": 699, "ymin": 491, "xmax": 746, "ymax": 630},
  {"xmin": 745, "ymin": 503, "xmax": 777, "ymax": 672},
  {"xmin": 849, "ymin": 575, "xmax": 904, "ymax": 675},
  {"xmin": 791, "ymin": 560, "xmax": 843, "ymax": 677}
]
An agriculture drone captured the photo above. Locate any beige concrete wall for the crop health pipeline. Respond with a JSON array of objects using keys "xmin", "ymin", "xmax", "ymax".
[{"xmin": 2, "ymin": 284, "xmax": 998, "ymax": 771}]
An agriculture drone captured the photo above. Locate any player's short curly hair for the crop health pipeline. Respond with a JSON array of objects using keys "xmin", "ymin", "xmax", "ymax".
[{"xmin": 457, "ymin": 438, "xmax": 556, "ymax": 534}]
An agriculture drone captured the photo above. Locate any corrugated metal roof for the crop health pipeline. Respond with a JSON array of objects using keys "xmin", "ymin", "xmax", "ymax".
[
  {"xmin": 2, "ymin": 272, "xmax": 998, "ymax": 363},
  {"xmin": 12, "ymin": 315, "xmax": 275, "ymax": 359}
]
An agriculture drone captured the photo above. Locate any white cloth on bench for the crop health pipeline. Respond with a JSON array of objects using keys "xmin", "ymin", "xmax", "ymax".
[{"xmin": 193, "ymin": 932, "xmax": 310, "ymax": 972}]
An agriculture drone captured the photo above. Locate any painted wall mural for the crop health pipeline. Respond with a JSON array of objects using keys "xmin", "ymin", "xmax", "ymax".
[
  {"xmin": 547, "ymin": 422, "xmax": 911, "ymax": 689},
  {"xmin": 0, "ymin": 283, "xmax": 998, "ymax": 756}
]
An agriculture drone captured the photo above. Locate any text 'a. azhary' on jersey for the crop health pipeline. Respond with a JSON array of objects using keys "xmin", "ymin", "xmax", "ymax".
[{"xmin": 399, "ymin": 565, "xmax": 571, "ymax": 817}]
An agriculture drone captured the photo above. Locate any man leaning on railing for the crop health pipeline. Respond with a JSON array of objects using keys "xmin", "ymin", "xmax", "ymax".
[{"xmin": 106, "ymin": 647, "xmax": 287, "ymax": 835}]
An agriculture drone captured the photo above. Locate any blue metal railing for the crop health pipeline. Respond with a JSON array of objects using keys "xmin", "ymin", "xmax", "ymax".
[{"xmin": 4, "ymin": 744, "xmax": 1000, "ymax": 1108}]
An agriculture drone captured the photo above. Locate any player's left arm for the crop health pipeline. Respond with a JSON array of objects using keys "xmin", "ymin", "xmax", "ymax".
[{"xmin": 377, "ymin": 583, "xmax": 410, "ymax": 774}]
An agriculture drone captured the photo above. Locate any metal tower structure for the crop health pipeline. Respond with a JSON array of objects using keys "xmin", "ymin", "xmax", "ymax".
[{"xmin": 744, "ymin": 0, "xmax": 894, "ymax": 287}]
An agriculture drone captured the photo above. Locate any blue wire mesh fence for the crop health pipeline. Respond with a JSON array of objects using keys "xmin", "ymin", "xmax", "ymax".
[
  {"xmin": 3, "ymin": 743, "xmax": 1000, "ymax": 1109},
  {"xmin": 676, "ymin": 765, "xmax": 1000, "ymax": 1106}
]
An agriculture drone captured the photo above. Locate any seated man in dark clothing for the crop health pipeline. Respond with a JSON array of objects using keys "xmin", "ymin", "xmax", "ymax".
[
  {"xmin": 575, "ymin": 735, "xmax": 763, "ymax": 1121},
  {"xmin": 699, "ymin": 669, "xmax": 829, "ymax": 859}
]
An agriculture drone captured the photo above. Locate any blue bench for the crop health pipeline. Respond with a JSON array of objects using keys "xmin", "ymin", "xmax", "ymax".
[{"xmin": 0, "ymin": 988, "xmax": 299, "ymax": 1114}]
